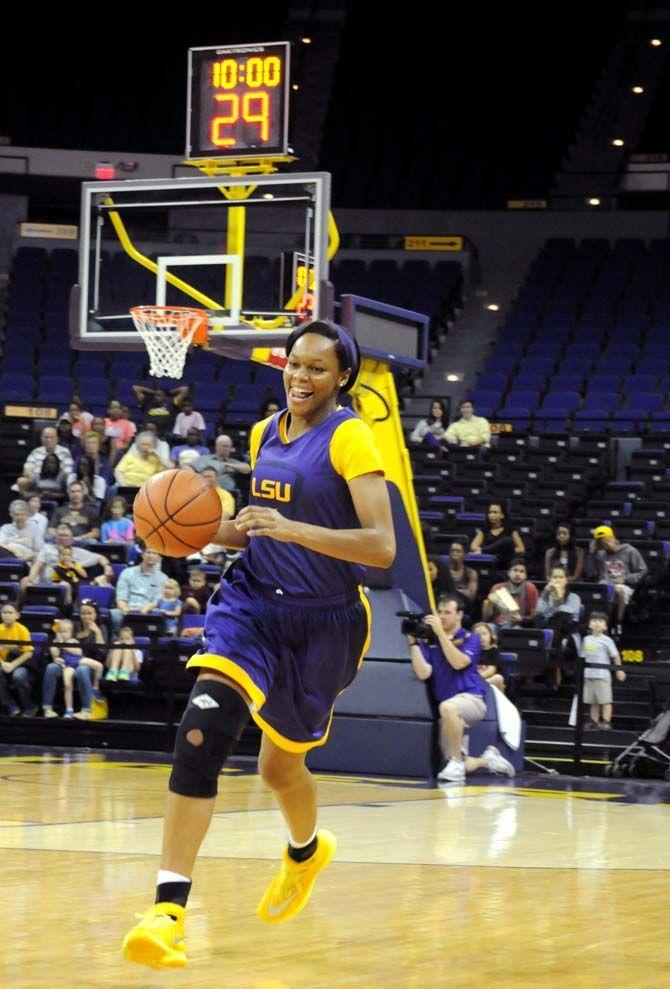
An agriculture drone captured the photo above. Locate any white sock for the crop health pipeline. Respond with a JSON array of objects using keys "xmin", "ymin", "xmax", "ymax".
[
  {"xmin": 288, "ymin": 827, "xmax": 318, "ymax": 849},
  {"xmin": 157, "ymin": 869, "xmax": 191, "ymax": 886}
]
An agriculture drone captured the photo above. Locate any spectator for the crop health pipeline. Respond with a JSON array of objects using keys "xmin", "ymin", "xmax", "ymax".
[
  {"xmin": 171, "ymin": 428, "xmax": 210, "ymax": 468},
  {"xmin": 126, "ymin": 422, "xmax": 171, "ymax": 468},
  {"xmin": 483, "ymin": 558, "xmax": 538, "ymax": 628},
  {"xmin": 581, "ymin": 611, "xmax": 626, "ymax": 731},
  {"xmin": 75, "ymin": 432, "xmax": 113, "ymax": 487},
  {"xmin": 536, "ymin": 564, "xmax": 582, "ymax": 687},
  {"xmin": 48, "ymin": 480, "xmax": 101, "ymax": 541},
  {"xmin": 41, "ymin": 618, "xmax": 103, "ymax": 720},
  {"xmin": 470, "ymin": 502, "xmax": 525, "ymax": 568},
  {"xmin": 106, "ymin": 626, "xmax": 144, "ymax": 683},
  {"xmin": 472, "ymin": 621, "xmax": 505, "ymax": 693},
  {"xmin": 0, "ymin": 603, "xmax": 35, "ymax": 716},
  {"xmin": 193, "ymin": 434, "xmax": 251, "ymax": 492},
  {"xmin": 18, "ymin": 452, "xmax": 69, "ymax": 503},
  {"xmin": 446, "ymin": 541, "xmax": 478, "ymax": 608},
  {"xmin": 61, "ymin": 399, "xmax": 92, "ymax": 439},
  {"xmin": 25, "ymin": 494, "xmax": 48, "ymax": 542},
  {"xmin": 111, "ymin": 547, "xmax": 167, "ymax": 633},
  {"xmin": 57, "ymin": 417, "xmax": 82, "ymax": 456},
  {"xmin": 586, "ymin": 525, "xmax": 648, "ymax": 635},
  {"xmin": 50, "ymin": 545, "xmax": 88, "ymax": 607},
  {"xmin": 0, "ymin": 499, "xmax": 43, "ymax": 561},
  {"xmin": 427, "ymin": 554, "xmax": 454, "ymax": 599},
  {"xmin": 23, "ymin": 524, "xmax": 113, "ymax": 591},
  {"xmin": 76, "ymin": 600, "xmax": 108, "ymax": 665},
  {"xmin": 132, "ymin": 384, "xmax": 189, "ymax": 436},
  {"xmin": 200, "ymin": 466, "xmax": 236, "ymax": 520},
  {"xmin": 544, "ymin": 524, "xmax": 585, "ymax": 582},
  {"xmin": 173, "ymin": 395, "xmax": 206, "ymax": 439},
  {"xmin": 181, "ymin": 568, "xmax": 211, "ymax": 614},
  {"xmin": 406, "ymin": 594, "xmax": 514, "ymax": 782},
  {"xmin": 68, "ymin": 454, "xmax": 107, "ymax": 502},
  {"xmin": 101, "ymin": 497, "xmax": 135, "ymax": 544},
  {"xmin": 16, "ymin": 426, "xmax": 73, "ymax": 494},
  {"xmin": 104, "ymin": 399, "xmax": 137, "ymax": 453},
  {"xmin": 90, "ymin": 416, "xmax": 113, "ymax": 458},
  {"xmin": 445, "ymin": 400, "xmax": 491, "ymax": 448},
  {"xmin": 259, "ymin": 397, "xmax": 282, "ymax": 419},
  {"xmin": 157, "ymin": 578, "xmax": 182, "ymax": 634},
  {"xmin": 114, "ymin": 431, "xmax": 164, "ymax": 488},
  {"xmin": 410, "ymin": 400, "xmax": 449, "ymax": 445}
]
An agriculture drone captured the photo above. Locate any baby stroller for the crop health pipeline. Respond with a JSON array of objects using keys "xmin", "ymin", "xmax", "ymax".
[{"xmin": 606, "ymin": 708, "xmax": 670, "ymax": 780}]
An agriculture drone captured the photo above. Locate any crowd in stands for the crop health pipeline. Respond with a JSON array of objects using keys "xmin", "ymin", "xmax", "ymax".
[{"xmin": 0, "ymin": 383, "xmax": 268, "ymax": 719}]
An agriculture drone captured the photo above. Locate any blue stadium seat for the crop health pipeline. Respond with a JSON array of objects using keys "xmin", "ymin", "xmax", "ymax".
[
  {"xmin": 536, "ymin": 391, "xmax": 581, "ymax": 414},
  {"xmin": 583, "ymin": 393, "xmax": 621, "ymax": 412},
  {"xmin": 623, "ymin": 375, "xmax": 658, "ymax": 393},
  {"xmin": 623, "ymin": 393, "xmax": 664, "ymax": 413},
  {"xmin": 510, "ymin": 373, "xmax": 546, "ymax": 392},
  {"xmin": 0, "ymin": 374, "xmax": 35, "ymax": 400},
  {"xmin": 594, "ymin": 357, "xmax": 633, "ymax": 376},
  {"xmin": 586, "ymin": 375, "xmax": 621, "ymax": 394},
  {"xmin": 518, "ymin": 358, "xmax": 556, "ymax": 376},
  {"xmin": 475, "ymin": 373, "xmax": 510, "ymax": 392},
  {"xmin": 503, "ymin": 390, "xmax": 541, "ymax": 411},
  {"xmin": 552, "ymin": 373, "xmax": 584, "ymax": 392}
]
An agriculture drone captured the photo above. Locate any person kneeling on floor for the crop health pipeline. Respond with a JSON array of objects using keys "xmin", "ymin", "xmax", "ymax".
[{"xmin": 406, "ymin": 593, "xmax": 514, "ymax": 782}]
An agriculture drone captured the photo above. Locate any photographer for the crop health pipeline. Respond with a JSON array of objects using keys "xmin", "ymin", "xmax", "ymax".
[{"xmin": 405, "ymin": 593, "xmax": 515, "ymax": 783}]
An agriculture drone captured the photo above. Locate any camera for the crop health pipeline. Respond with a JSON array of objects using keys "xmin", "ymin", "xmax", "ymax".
[{"xmin": 396, "ymin": 610, "xmax": 436, "ymax": 642}]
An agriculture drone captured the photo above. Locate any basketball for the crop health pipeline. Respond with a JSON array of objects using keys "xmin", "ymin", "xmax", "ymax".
[{"xmin": 133, "ymin": 468, "xmax": 222, "ymax": 558}]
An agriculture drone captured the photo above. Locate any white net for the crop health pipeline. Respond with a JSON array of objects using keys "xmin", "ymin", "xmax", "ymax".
[{"xmin": 130, "ymin": 306, "xmax": 207, "ymax": 379}]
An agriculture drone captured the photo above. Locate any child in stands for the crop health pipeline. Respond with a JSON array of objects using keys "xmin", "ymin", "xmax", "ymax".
[
  {"xmin": 472, "ymin": 621, "xmax": 505, "ymax": 693},
  {"xmin": 106, "ymin": 626, "xmax": 144, "ymax": 683},
  {"xmin": 581, "ymin": 611, "xmax": 626, "ymax": 731},
  {"xmin": 158, "ymin": 579, "xmax": 182, "ymax": 635}
]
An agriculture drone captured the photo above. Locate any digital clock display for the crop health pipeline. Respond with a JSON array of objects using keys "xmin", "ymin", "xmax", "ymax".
[{"xmin": 187, "ymin": 42, "xmax": 290, "ymax": 159}]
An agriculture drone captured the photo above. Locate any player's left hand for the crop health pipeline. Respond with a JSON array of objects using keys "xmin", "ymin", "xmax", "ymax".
[{"xmin": 235, "ymin": 506, "xmax": 296, "ymax": 542}]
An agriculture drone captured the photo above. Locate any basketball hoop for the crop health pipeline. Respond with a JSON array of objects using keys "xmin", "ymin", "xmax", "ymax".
[{"xmin": 130, "ymin": 306, "xmax": 209, "ymax": 379}]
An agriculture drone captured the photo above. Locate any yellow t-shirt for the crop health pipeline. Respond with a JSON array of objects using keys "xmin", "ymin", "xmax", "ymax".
[
  {"xmin": 445, "ymin": 415, "xmax": 491, "ymax": 446},
  {"xmin": 215, "ymin": 486, "xmax": 236, "ymax": 519},
  {"xmin": 0, "ymin": 621, "xmax": 33, "ymax": 661},
  {"xmin": 116, "ymin": 451, "xmax": 164, "ymax": 487}
]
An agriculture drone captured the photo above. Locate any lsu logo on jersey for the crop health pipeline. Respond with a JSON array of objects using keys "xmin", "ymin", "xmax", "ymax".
[{"xmin": 252, "ymin": 477, "xmax": 292, "ymax": 503}]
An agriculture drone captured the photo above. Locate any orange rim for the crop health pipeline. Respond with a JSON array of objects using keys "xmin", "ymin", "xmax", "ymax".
[{"xmin": 129, "ymin": 306, "xmax": 209, "ymax": 346}]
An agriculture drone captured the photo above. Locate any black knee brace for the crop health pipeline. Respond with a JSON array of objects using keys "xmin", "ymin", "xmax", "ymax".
[{"xmin": 169, "ymin": 679, "xmax": 250, "ymax": 798}]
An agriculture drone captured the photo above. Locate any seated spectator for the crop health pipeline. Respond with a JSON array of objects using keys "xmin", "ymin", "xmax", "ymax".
[
  {"xmin": 125, "ymin": 422, "xmax": 171, "ymax": 468},
  {"xmin": 171, "ymin": 428, "xmax": 210, "ymax": 468},
  {"xmin": 0, "ymin": 603, "xmax": 35, "ymax": 716},
  {"xmin": 406, "ymin": 594, "xmax": 514, "ymax": 782},
  {"xmin": 132, "ymin": 383, "xmax": 189, "ymax": 436},
  {"xmin": 76, "ymin": 600, "xmax": 108, "ymax": 664},
  {"xmin": 26, "ymin": 494, "xmax": 48, "ymax": 541},
  {"xmin": 23, "ymin": 524, "xmax": 114, "ymax": 591},
  {"xmin": 582, "ymin": 611, "xmax": 626, "ymax": 731},
  {"xmin": 104, "ymin": 399, "xmax": 137, "ymax": 453},
  {"xmin": 57, "ymin": 416, "xmax": 82, "ymax": 456},
  {"xmin": 193, "ymin": 434, "xmax": 251, "ymax": 493},
  {"xmin": 470, "ymin": 502, "xmax": 525, "ymax": 568},
  {"xmin": 586, "ymin": 525, "xmax": 648, "ymax": 636},
  {"xmin": 410, "ymin": 400, "xmax": 449, "ymax": 446},
  {"xmin": 48, "ymin": 480, "xmax": 101, "ymax": 542},
  {"xmin": 75, "ymin": 431, "xmax": 114, "ymax": 487},
  {"xmin": 42, "ymin": 618, "xmax": 103, "ymax": 720},
  {"xmin": 50, "ymin": 545, "xmax": 88, "ymax": 607},
  {"xmin": 536, "ymin": 564, "xmax": 582, "ymax": 686},
  {"xmin": 61, "ymin": 399, "xmax": 93, "ymax": 439},
  {"xmin": 483, "ymin": 558, "xmax": 538, "ymax": 628},
  {"xmin": 445, "ymin": 399, "xmax": 491, "ymax": 448},
  {"xmin": 181, "ymin": 567, "xmax": 211, "ymax": 614},
  {"xmin": 157, "ymin": 578, "xmax": 182, "ymax": 634},
  {"xmin": 18, "ymin": 452, "xmax": 69, "ymax": 503},
  {"xmin": 68, "ymin": 453, "xmax": 107, "ymax": 502},
  {"xmin": 544, "ymin": 524, "xmax": 585, "ymax": 582},
  {"xmin": 16, "ymin": 426, "xmax": 73, "ymax": 495},
  {"xmin": 0, "ymin": 499, "xmax": 43, "ymax": 561},
  {"xmin": 427, "ymin": 554, "xmax": 454, "ymax": 599},
  {"xmin": 114, "ymin": 431, "xmax": 165, "ymax": 488},
  {"xmin": 90, "ymin": 416, "xmax": 113, "ymax": 458},
  {"xmin": 200, "ymin": 466, "xmax": 236, "ymax": 520},
  {"xmin": 173, "ymin": 395, "xmax": 206, "ymax": 439},
  {"xmin": 106, "ymin": 626, "xmax": 144, "ymax": 683},
  {"xmin": 111, "ymin": 547, "xmax": 167, "ymax": 633},
  {"xmin": 101, "ymin": 496, "xmax": 135, "ymax": 544},
  {"xmin": 447, "ymin": 541, "xmax": 478, "ymax": 609},
  {"xmin": 259, "ymin": 397, "xmax": 282, "ymax": 419},
  {"xmin": 472, "ymin": 621, "xmax": 505, "ymax": 693}
]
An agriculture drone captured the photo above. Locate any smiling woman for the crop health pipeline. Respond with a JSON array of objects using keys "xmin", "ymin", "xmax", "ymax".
[{"xmin": 122, "ymin": 318, "xmax": 396, "ymax": 970}]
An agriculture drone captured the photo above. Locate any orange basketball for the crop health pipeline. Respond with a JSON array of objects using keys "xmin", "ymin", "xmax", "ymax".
[{"xmin": 133, "ymin": 469, "xmax": 222, "ymax": 558}]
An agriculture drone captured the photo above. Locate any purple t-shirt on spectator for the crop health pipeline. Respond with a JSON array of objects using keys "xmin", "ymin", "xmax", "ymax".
[{"xmin": 420, "ymin": 628, "xmax": 485, "ymax": 703}]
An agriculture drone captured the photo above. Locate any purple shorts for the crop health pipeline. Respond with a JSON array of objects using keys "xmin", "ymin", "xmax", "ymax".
[{"xmin": 187, "ymin": 563, "xmax": 372, "ymax": 753}]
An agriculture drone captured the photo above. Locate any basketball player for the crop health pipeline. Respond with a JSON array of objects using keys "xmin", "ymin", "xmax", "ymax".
[{"xmin": 123, "ymin": 319, "xmax": 395, "ymax": 969}]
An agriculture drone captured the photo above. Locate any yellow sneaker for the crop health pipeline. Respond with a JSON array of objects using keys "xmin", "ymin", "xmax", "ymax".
[
  {"xmin": 122, "ymin": 902, "xmax": 187, "ymax": 969},
  {"xmin": 256, "ymin": 830, "xmax": 337, "ymax": 924}
]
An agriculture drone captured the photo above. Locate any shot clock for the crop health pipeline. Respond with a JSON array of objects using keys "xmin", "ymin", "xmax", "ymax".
[{"xmin": 187, "ymin": 42, "xmax": 291, "ymax": 159}]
